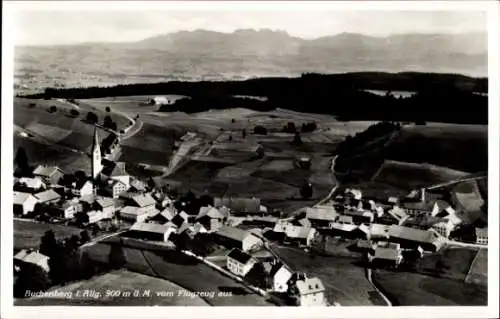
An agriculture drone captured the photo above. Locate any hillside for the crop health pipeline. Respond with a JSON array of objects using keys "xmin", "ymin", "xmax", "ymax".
[{"xmin": 15, "ymin": 30, "xmax": 487, "ymax": 94}]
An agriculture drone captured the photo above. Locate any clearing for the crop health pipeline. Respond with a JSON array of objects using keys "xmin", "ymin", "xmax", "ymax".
[{"xmin": 14, "ymin": 219, "xmax": 83, "ymax": 250}]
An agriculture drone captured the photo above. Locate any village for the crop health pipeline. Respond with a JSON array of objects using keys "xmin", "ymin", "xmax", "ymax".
[{"xmin": 13, "ymin": 126, "xmax": 488, "ymax": 307}]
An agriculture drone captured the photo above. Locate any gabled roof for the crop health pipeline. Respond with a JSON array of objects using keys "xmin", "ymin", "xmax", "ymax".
[
  {"xmin": 296, "ymin": 277, "xmax": 325, "ymax": 295},
  {"xmin": 214, "ymin": 197, "xmax": 261, "ymax": 213},
  {"xmin": 130, "ymin": 222, "xmax": 174, "ymax": 234},
  {"xmin": 34, "ymin": 189, "xmax": 61, "ymax": 203},
  {"xmin": 305, "ymin": 206, "xmax": 337, "ymax": 221},
  {"xmin": 197, "ymin": 206, "xmax": 225, "ymax": 220},
  {"xmin": 13, "ymin": 192, "xmax": 37, "ymax": 205},
  {"xmin": 373, "ymin": 247, "xmax": 401, "ymax": 260},
  {"xmin": 101, "ymin": 161, "xmax": 128, "ymax": 177},
  {"xmin": 33, "ymin": 165, "xmax": 63, "ymax": 178},
  {"xmin": 14, "ymin": 250, "xmax": 49, "ymax": 266},
  {"xmin": 329, "ymin": 222, "xmax": 358, "ymax": 232},
  {"xmin": 132, "ymin": 193, "xmax": 156, "ymax": 207},
  {"xmin": 96, "ymin": 197, "xmax": 114, "ymax": 208},
  {"xmin": 227, "ymin": 248, "xmax": 253, "ymax": 264},
  {"xmin": 387, "ymin": 206, "xmax": 409, "ymax": 223},
  {"xmin": 120, "ymin": 206, "xmax": 143, "ymax": 215},
  {"xmin": 388, "ymin": 225, "xmax": 442, "ymax": 244},
  {"xmin": 130, "ymin": 179, "xmax": 147, "ymax": 192},
  {"xmin": 285, "ymin": 225, "xmax": 312, "ymax": 239},
  {"xmin": 17, "ymin": 177, "xmax": 45, "ymax": 189},
  {"xmin": 215, "ymin": 226, "xmax": 248, "ymax": 242},
  {"xmin": 338, "ymin": 215, "xmax": 354, "ymax": 224}
]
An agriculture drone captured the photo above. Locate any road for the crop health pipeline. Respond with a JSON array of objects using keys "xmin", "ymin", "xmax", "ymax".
[
  {"xmin": 80, "ymin": 230, "xmax": 128, "ymax": 248},
  {"xmin": 446, "ymin": 239, "xmax": 487, "ymax": 249}
]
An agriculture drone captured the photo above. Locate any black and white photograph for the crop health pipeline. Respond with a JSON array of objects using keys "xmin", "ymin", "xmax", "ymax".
[{"xmin": 1, "ymin": 1, "xmax": 498, "ymax": 318}]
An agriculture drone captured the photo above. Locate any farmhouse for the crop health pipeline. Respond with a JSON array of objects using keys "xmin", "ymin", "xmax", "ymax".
[
  {"xmin": 34, "ymin": 189, "xmax": 61, "ymax": 205},
  {"xmin": 101, "ymin": 160, "xmax": 130, "ymax": 189},
  {"xmin": 212, "ymin": 226, "xmax": 264, "ymax": 252},
  {"xmin": 53, "ymin": 201, "xmax": 79, "ymax": 219},
  {"xmin": 119, "ymin": 206, "xmax": 157, "ymax": 223},
  {"xmin": 87, "ymin": 210, "xmax": 112, "ymax": 224},
  {"xmin": 226, "ymin": 248, "xmax": 257, "ymax": 277},
  {"xmin": 14, "ymin": 249, "xmax": 50, "ymax": 273},
  {"xmin": 305, "ymin": 206, "xmax": 338, "ymax": 227},
  {"xmin": 268, "ymin": 261, "xmax": 294, "ymax": 293},
  {"xmin": 293, "ymin": 276, "xmax": 326, "ymax": 306},
  {"xmin": 15, "ymin": 177, "xmax": 46, "ymax": 193},
  {"xmin": 103, "ymin": 179, "xmax": 128, "ymax": 198},
  {"xmin": 386, "ymin": 206, "xmax": 410, "ymax": 225},
  {"xmin": 95, "ymin": 197, "xmax": 116, "ymax": 216},
  {"xmin": 369, "ymin": 244, "xmax": 403, "ymax": 268},
  {"xmin": 284, "ymin": 225, "xmax": 317, "ymax": 247},
  {"xmin": 148, "ymin": 207, "xmax": 176, "ymax": 224},
  {"xmin": 430, "ymin": 219, "xmax": 456, "ymax": 238},
  {"xmin": 387, "ymin": 225, "xmax": 446, "ymax": 252},
  {"xmin": 13, "ymin": 192, "xmax": 38, "ymax": 215},
  {"xmin": 475, "ymin": 227, "xmax": 488, "ymax": 245},
  {"xmin": 128, "ymin": 222, "xmax": 176, "ymax": 242},
  {"xmin": 71, "ymin": 179, "xmax": 94, "ymax": 197},
  {"xmin": 214, "ymin": 197, "xmax": 262, "ymax": 215},
  {"xmin": 33, "ymin": 165, "xmax": 64, "ymax": 185}
]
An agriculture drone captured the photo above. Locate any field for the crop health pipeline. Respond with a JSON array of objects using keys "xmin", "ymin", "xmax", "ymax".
[
  {"xmin": 83, "ymin": 241, "xmax": 273, "ymax": 306},
  {"xmin": 272, "ymin": 245, "xmax": 387, "ymax": 306},
  {"xmin": 465, "ymin": 248, "xmax": 488, "ymax": 287},
  {"xmin": 15, "ymin": 269, "xmax": 209, "ymax": 306},
  {"xmin": 14, "ymin": 219, "xmax": 84, "ymax": 250},
  {"xmin": 372, "ymin": 160, "xmax": 469, "ymax": 190},
  {"xmin": 372, "ymin": 270, "xmax": 487, "ymax": 306},
  {"xmin": 385, "ymin": 123, "xmax": 487, "ymax": 174}
]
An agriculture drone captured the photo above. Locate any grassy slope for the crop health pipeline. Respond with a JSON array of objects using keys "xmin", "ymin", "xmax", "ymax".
[
  {"xmin": 14, "ymin": 220, "xmax": 83, "ymax": 250},
  {"xmin": 272, "ymin": 245, "xmax": 386, "ymax": 306},
  {"xmin": 15, "ymin": 269, "xmax": 209, "ymax": 306},
  {"xmin": 465, "ymin": 248, "xmax": 488, "ymax": 287}
]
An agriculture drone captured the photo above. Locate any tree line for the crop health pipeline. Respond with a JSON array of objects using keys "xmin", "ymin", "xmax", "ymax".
[{"xmin": 20, "ymin": 72, "xmax": 488, "ymax": 124}]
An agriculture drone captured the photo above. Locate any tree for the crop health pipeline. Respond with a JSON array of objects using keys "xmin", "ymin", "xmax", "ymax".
[
  {"xmin": 244, "ymin": 262, "xmax": 269, "ymax": 289},
  {"xmin": 75, "ymin": 170, "xmax": 87, "ymax": 181},
  {"xmin": 231, "ymin": 118, "xmax": 235, "ymax": 123},
  {"xmin": 110, "ymin": 122, "xmax": 118, "ymax": 131},
  {"xmin": 242, "ymin": 129, "xmax": 247, "ymax": 139},
  {"xmin": 103, "ymin": 115, "xmax": 113, "ymax": 129},
  {"xmin": 292, "ymin": 132, "xmax": 303, "ymax": 146},
  {"xmin": 86, "ymin": 111, "xmax": 98, "ymax": 124},
  {"xmin": 15, "ymin": 147, "xmax": 29, "ymax": 173},
  {"xmin": 108, "ymin": 243, "xmax": 126, "ymax": 269},
  {"xmin": 75, "ymin": 210, "xmax": 89, "ymax": 226},
  {"xmin": 283, "ymin": 122, "xmax": 296, "ymax": 133},
  {"xmin": 80, "ymin": 230, "xmax": 91, "ymax": 244},
  {"xmin": 300, "ymin": 182, "xmax": 313, "ymax": 199},
  {"xmin": 253, "ymin": 125, "xmax": 267, "ymax": 135},
  {"xmin": 14, "ymin": 265, "xmax": 51, "ymax": 298},
  {"xmin": 49, "ymin": 105, "xmax": 57, "ymax": 113},
  {"xmin": 105, "ymin": 106, "xmax": 111, "ymax": 112},
  {"xmin": 66, "ymin": 235, "xmax": 81, "ymax": 252},
  {"xmin": 199, "ymin": 194, "xmax": 214, "ymax": 207},
  {"xmin": 70, "ymin": 109, "xmax": 80, "ymax": 117},
  {"xmin": 40, "ymin": 230, "xmax": 58, "ymax": 258}
]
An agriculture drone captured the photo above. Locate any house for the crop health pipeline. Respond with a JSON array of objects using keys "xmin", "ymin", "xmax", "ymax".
[
  {"xmin": 212, "ymin": 226, "xmax": 264, "ymax": 252},
  {"xmin": 399, "ymin": 200, "xmax": 434, "ymax": 216},
  {"xmin": 386, "ymin": 206, "xmax": 410, "ymax": 225},
  {"xmin": 214, "ymin": 197, "xmax": 262, "ymax": 215},
  {"xmin": 369, "ymin": 223, "xmax": 391, "ymax": 240},
  {"xmin": 284, "ymin": 226, "xmax": 316, "ymax": 247},
  {"xmin": 148, "ymin": 207, "xmax": 177, "ymax": 224},
  {"xmin": 226, "ymin": 248, "xmax": 257, "ymax": 277},
  {"xmin": 101, "ymin": 161, "xmax": 130, "ymax": 188},
  {"xmin": 149, "ymin": 96, "xmax": 172, "ymax": 106},
  {"xmin": 305, "ymin": 206, "xmax": 338, "ymax": 227},
  {"xmin": 34, "ymin": 189, "xmax": 61, "ymax": 204},
  {"xmin": 431, "ymin": 219, "xmax": 457, "ymax": 238},
  {"xmin": 131, "ymin": 193, "xmax": 156, "ymax": 210},
  {"xmin": 344, "ymin": 188, "xmax": 362, "ymax": 200},
  {"xmin": 15, "ymin": 177, "xmax": 46, "ymax": 193},
  {"xmin": 104, "ymin": 179, "xmax": 128, "ymax": 198},
  {"xmin": 357, "ymin": 239, "xmax": 376, "ymax": 251},
  {"xmin": 293, "ymin": 276, "xmax": 326, "ymax": 306},
  {"xmin": 327, "ymin": 222, "xmax": 363, "ymax": 239},
  {"xmin": 129, "ymin": 178, "xmax": 147, "ymax": 193},
  {"xmin": 430, "ymin": 200, "xmax": 455, "ymax": 217},
  {"xmin": 33, "ymin": 165, "xmax": 64, "ymax": 185},
  {"xmin": 268, "ymin": 261, "xmax": 294, "ymax": 293},
  {"xmin": 95, "ymin": 197, "xmax": 116, "ymax": 217},
  {"xmin": 54, "ymin": 201, "xmax": 79, "ymax": 219},
  {"xmin": 369, "ymin": 245, "xmax": 403, "ymax": 267},
  {"xmin": 13, "ymin": 192, "xmax": 38, "ymax": 215},
  {"xmin": 87, "ymin": 210, "xmax": 112, "ymax": 224},
  {"xmin": 475, "ymin": 228, "xmax": 488, "ymax": 245},
  {"xmin": 128, "ymin": 222, "xmax": 177, "ymax": 242},
  {"xmin": 387, "ymin": 225, "xmax": 446, "ymax": 252},
  {"xmin": 387, "ymin": 196, "xmax": 399, "ymax": 206},
  {"xmin": 119, "ymin": 206, "xmax": 158, "ymax": 223},
  {"xmin": 14, "ymin": 250, "xmax": 50, "ymax": 273},
  {"xmin": 342, "ymin": 209, "xmax": 374, "ymax": 225},
  {"xmin": 67, "ymin": 179, "xmax": 93, "ymax": 197},
  {"xmin": 337, "ymin": 215, "xmax": 354, "ymax": 225}
]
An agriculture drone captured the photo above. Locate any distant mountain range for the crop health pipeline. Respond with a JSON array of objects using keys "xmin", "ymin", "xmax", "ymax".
[{"xmin": 14, "ymin": 29, "xmax": 487, "ymax": 93}]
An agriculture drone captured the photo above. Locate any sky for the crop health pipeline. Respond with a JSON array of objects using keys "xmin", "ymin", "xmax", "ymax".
[{"xmin": 11, "ymin": 3, "xmax": 487, "ymax": 46}]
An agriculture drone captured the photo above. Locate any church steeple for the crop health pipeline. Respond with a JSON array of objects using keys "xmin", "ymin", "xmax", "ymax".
[{"xmin": 91, "ymin": 127, "xmax": 102, "ymax": 180}]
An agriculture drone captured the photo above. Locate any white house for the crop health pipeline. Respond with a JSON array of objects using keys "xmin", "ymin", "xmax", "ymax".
[
  {"xmin": 33, "ymin": 165, "xmax": 64, "ymax": 185},
  {"xmin": 56, "ymin": 201, "xmax": 79, "ymax": 219},
  {"xmin": 13, "ymin": 192, "xmax": 38, "ymax": 215},
  {"xmin": 214, "ymin": 226, "xmax": 264, "ymax": 252},
  {"xmin": 16, "ymin": 177, "xmax": 46, "ymax": 192},
  {"xmin": 431, "ymin": 219, "xmax": 456, "ymax": 238},
  {"xmin": 475, "ymin": 228, "xmax": 488, "ymax": 245},
  {"xmin": 14, "ymin": 250, "xmax": 50, "ymax": 273},
  {"xmin": 95, "ymin": 197, "xmax": 116, "ymax": 217},
  {"xmin": 34, "ymin": 189, "xmax": 61, "ymax": 205},
  {"xmin": 226, "ymin": 248, "xmax": 257, "ymax": 277},
  {"xmin": 119, "ymin": 206, "xmax": 157, "ymax": 223},
  {"xmin": 269, "ymin": 261, "xmax": 294, "ymax": 293},
  {"xmin": 70, "ymin": 180, "xmax": 93, "ymax": 197},
  {"xmin": 107, "ymin": 179, "xmax": 128, "ymax": 198},
  {"xmin": 284, "ymin": 225, "xmax": 317, "ymax": 247},
  {"xmin": 294, "ymin": 276, "xmax": 326, "ymax": 306}
]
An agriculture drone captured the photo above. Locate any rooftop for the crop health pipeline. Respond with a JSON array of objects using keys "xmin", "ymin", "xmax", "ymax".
[
  {"xmin": 34, "ymin": 189, "xmax": 61, "ymax": 203},
  {"xmin": 227, "ymin": 248, "xmax": 253, "ymax": 264},
  {"xmin": 96, "ymin": 197, "xmax": 115, "ymax": 208},
  {"xmin": 373, "ymin": 247, "xmax": 401, "ymax": 260},
  {"xmin": 101, "ymin": 161, "xmax": 128, "ymax": 177},
  {"xmin": 130, "ymin": 222, "xmax": 175, "ymax": 234},
  {"xmin": 388, "ymin": 225, "xmax": 442, "ymax": 244},
  {"xmin": 132, "ymin": 193, "xmax": 156, "ymax": 208},
  {"xmin": 305, "ymin": 206, "xmax": 337, "ymax": 221},
  {"xmin": 215, "ymin": 226, "xmax": 248, "ymax": 242},
  {"xmin": 13, "ymin": 192, "xmax": 37, "ymax": 205},
  {"xmin": 296, "ymin": 277, "xmax": 325, "ymax": 295},
  {"xmin": 33, "ymin": 165, "xmax": 63, "ymax": 177}
]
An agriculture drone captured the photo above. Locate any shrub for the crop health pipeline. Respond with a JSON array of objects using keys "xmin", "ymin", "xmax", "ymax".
[
  {"xmin": 49, "ymin": 106, "xmax": 57, "ymax": 113},
  {"xmin": 253, "ymin": 125, "xmax": 268, "ymax": 135},
  {"xmin": 70, "ymin": 109, "xmax": 80, "ymax": 117}
]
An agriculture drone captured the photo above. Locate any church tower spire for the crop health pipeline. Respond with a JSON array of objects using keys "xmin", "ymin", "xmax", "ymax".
[{"xmin": 92, "ymin": 127, "xmax": 103, "ymax": 180}]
